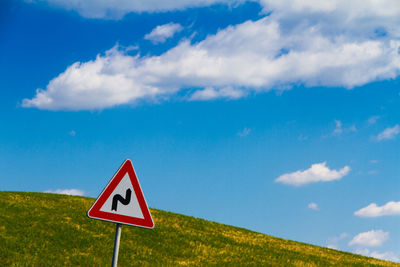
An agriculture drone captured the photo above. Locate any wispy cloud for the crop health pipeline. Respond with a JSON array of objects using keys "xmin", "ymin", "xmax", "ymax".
[
  {"xmin": 326, "ymin": 232, "xmax": 348, "ymax": 250},
  {"xmin": 237, "ymin": 127, "xmax": 251, "ymax": 137},
  {"xmin": 367, "ymin": 170, "xmax": 378, "ymax": 175},
  {"xmin": 349, "ymin": 230, "xmax": 389, "ymax": 247},
  {"xmin": 348, "ymin": 125, "xmax": 357, "ymax": 132},
  {"xmin": 368, "ymin": 116, "xmax": 380, "ymax": 125},
  {"xmin": 144, "ymin": 23, "xmax": 183, "ymax": 44},
  {"xmin": 275, "ymin": 162, "xmax": 350, "ymax": 186},
  {"xmin": 376, "ymin": 125, "xmax": 400, "ymax": 141},
  {"xmin": 297, "ymin": 134, "xmax": 308, "ymax": 141},
  {"xmin": 45, "ymin": 189, "xmax": 85, "ymax": 196},
  {"xmin": 330, "ymin": 120, "xmax": 357, "ymax": 137},
  {"xmin": 333, "ymin": 120, "xmax": 343, "ymax": 135},
  {"xmin": 355, "ymin": 201, "xmax": 400, "ymax": 217}
]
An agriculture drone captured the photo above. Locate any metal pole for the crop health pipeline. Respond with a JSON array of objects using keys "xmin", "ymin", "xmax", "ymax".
[{"xmin": 111, "ymin": 223, "xmax": 122, "ymax": 267}]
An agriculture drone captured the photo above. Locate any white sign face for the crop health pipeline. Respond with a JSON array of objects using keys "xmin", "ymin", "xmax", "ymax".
[
  {"xmin": 100, "ymin": 173, "xmax": 144, "ymax": 219},
  {"xmin": 87, "ymin": 159, "xmax": 154, "ymax": 228}
]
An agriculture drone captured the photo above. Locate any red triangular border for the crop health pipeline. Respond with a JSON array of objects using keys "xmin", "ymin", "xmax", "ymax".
[{"xmin": 87, "ymin": 159, "xmax": 154, "ymax": 229}]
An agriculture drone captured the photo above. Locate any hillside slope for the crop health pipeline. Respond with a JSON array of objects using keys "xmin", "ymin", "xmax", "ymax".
[{"xmin": 0, "ymin": 192, "xmax": 398, "ymax": 266}]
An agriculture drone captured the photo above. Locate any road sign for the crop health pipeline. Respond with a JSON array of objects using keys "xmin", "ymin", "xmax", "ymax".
[{"xmin": 87, "ymin": 159, "xmax": 154, "ymax": 229}]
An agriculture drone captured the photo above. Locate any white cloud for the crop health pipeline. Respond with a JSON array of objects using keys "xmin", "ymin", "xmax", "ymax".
[
  {"xmin": 376, "ymin": 125, "xmax": 400, "ymax": 141},
  {"xmin": 308, "ymin": 202, "xmax": 319, "ymax": 211},
  {"xmin": 31, "ymin": 0, "xmax": 238, "ymax": 19},
  {"xmin": 23, "ymin": 1, "xmax": 400, "ymax": 110},
  {"xmin": 145, "ymin": 23, "xmax": 183, "ymax": 44},
  {"xmin": 275, "ymin": 162, "xmax": 350, "ymax": 186},
  {"xmin": 355, "ymin": 249, "xmax": 400, "ymax": 263},
  {"xmin": 349, "ymin": 230, "xmax": 389, "ymax": 247},
  {"xmin": 355, "ymin": 201, "xmax": 400, "ymax": 217},
  {"xmin": 237, "ymin": 127, "xmax": 251, "ymax": 137},
  {"xmin": 259, "ymin": 0, "xmax": 400, "ymax": 38},
  {"xmin": 190, "ymin": 86, "xmax": 245, "ymax": 101},
  {"xmin": 45, "ymin": 189, "xmax": 85, "ymax": 196},
  {"xmin": 23, "ymin": 47, "xmax": 163, "ymax": 110}
]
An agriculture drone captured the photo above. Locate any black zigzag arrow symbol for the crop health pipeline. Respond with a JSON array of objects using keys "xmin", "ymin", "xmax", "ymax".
[{"xmin": 112, "ymin": 188, "xmax": 132, "ymax": 211}]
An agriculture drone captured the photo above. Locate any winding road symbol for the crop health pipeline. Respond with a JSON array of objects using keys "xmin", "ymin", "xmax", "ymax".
[{"xmin": 112, "ymin": 188, "xmax": 132, "ymax": 211}]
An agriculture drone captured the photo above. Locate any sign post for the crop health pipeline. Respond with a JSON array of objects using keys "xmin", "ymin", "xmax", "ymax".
[
  {"xmin": 111, "ymin": 223, "xmax": 122, "ymax": 267},
  {"xmin": 87, "ymin": 159, "xmax": 154, "ymax": 266}
]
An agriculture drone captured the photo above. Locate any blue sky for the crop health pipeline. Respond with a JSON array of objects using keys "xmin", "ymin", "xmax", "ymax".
[{"xmin": 1, "ymin": 0, "xmax": 400, "ymax": 262}]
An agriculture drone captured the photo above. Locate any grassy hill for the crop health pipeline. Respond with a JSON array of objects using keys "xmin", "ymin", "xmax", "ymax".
[{"xmin": 0, "ymin": 192, "xmax": 398, "ymax": 266}]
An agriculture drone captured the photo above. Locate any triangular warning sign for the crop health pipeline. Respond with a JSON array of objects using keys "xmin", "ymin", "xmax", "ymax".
[{"xmin": 87, "ymin": 159, "xmax": 154, "ymax": 228}]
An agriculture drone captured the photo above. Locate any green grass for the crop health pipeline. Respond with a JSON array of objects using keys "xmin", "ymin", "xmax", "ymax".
[{"xmin": 0, "ymin": 192, "xmax": 398, "ymax": 266}]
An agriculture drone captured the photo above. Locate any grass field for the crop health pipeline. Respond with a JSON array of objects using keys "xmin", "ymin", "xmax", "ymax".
[{"xmin": 0, "ymin": 191, "xmax": 398, "ymax": 266}]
